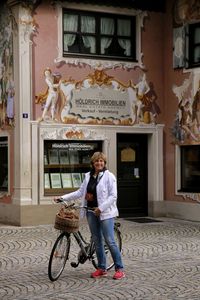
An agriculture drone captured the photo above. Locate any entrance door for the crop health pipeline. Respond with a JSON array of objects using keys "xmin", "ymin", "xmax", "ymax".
[{"xmin": 117, "ymin": 133, "xmax": 148, "ymax": 217}]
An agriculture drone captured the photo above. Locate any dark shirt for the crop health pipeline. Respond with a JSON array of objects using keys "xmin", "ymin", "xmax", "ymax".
[{"xmin": 86, "ymin": 175, "xmax": 98, "ymax": 208}]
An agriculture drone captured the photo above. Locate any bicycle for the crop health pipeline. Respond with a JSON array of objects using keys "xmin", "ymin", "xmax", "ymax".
[{"xmin": 48, "ymin": 199, "xmax": 122, "ymax": 281}]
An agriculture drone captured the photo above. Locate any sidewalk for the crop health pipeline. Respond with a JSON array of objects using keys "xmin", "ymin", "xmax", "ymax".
[{"xmin": 1, "ymin": 217, "xmax": 200, "ymax": 299}]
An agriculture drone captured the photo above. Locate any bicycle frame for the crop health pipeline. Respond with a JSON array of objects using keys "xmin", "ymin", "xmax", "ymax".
[
  {"xmin": 71, "ymin": 231, "xmax": 95, "ymax": 267},
  {"xmin": 48, "ymin": 199, "xmax": 122, "ymax": 281}
]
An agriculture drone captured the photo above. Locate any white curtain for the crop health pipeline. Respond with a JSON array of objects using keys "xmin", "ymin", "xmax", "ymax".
[
  {"xmin": 63, "ymin": 14, "xmax": 78, "ymax": 51},
  {"xmin": 81, "ymin": 16, "xmax": 96, "ymax": 53},
  {"xmin": 100, "ymin": 18, "xmax": 114, "ymax": 54},
  {"xmin": 117, "ymin": 19, "xmax": 131, "ymax": 56}
]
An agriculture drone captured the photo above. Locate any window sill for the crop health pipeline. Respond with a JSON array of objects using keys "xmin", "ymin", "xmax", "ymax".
[
  {"xmin": 54, "ymin": 55, "xmax": 144, "ymax": 70},
  {"xmin": 0, "ymin": 191, "xmax": 8, "ymax": 198},
  {"xmin": 178, "ymin": 189, "xmax": 200, "ymax": 193}
]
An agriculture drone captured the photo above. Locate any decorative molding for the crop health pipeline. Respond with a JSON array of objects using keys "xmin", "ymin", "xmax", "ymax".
[
  {"xmin": 173, "ymin": 0, "xmax": 200, "ymax": 26},
  {"xmin": 54, "ymin": 56, "xmax": 145, "ymax": 70},
  {"xmin": 41, "ymin": 127, "xmax": 106, "ymax": 141},
  {"xmin": 19, "ymin": 6, "xmax": 37, "ymax": 43},
  {"xmin": 183, "ymin": 193, "xmax": 200, "ymax": 203}
]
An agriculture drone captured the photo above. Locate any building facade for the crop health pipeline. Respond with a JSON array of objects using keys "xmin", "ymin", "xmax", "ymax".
[{"xmin": 0, "ymin": 0, "xmax": 200, "ymax": 225}]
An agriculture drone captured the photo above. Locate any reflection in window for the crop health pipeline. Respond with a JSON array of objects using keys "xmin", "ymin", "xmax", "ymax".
[
  {"xmin": 0, "ymin": 136, "xmax": 8, "ymax": 192},
  {"xmin": 180, "ymin": 145, "xmax": 200, "ymax": 192}
]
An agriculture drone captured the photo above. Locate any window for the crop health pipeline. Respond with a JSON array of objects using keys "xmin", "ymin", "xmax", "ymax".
[
  {"xmin": 179, "ymin": 145, "xmax": 200, "ymax": 192},
  {"xmin": 0, "ymin": 136, "xmax": 8, "ymax": 192},
  {"xmin": 185, "ymin": 22, "xmax": 200, "ymax": 69},
  {"xmin": 63, "ymin": 9, "xmax": 136, "ymax": 61},
  {"xmin": 44, "ymin": 140, "xmax": 102, "ymax": 195}
]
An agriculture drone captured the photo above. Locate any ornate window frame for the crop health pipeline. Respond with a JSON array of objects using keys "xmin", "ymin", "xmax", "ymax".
[{"xmin": 54, "ymin": 2, "xmax": 147, "ymax": 70}]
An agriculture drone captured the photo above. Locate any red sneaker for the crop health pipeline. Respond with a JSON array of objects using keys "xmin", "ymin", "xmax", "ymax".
[
  {"xmin": 113, "ymin": 270, "xmax": 125, "ymax": 280},
  {"xmin": 91, "ymin": 269, "xmax": 108, "ymax": 278}
]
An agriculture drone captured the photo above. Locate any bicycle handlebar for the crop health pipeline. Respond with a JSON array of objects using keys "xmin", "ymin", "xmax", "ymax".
[{"xmin": 54, "ymin": 198, "xmax": 95, "ymax": 212}]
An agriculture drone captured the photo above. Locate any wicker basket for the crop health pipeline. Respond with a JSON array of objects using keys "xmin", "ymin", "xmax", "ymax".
[{"xmin": 54, "ymin": 206, "xmax": 79, "ymax": 233}]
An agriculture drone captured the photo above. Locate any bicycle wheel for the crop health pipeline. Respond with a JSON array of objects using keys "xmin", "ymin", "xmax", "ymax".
[
  {"xmin": 91, "ymin": 225, "xmax": 122, "ymax": 270},
  {"xmin": 48, "ymin": 232, "xmax": 71, "ymax": 281}
]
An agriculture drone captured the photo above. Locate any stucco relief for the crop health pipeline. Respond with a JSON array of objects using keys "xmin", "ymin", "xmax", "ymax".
[
  {"xmin": 173, "ymin": 0, "xmax": 200, "ymax": 25},
  {"xmin": 19, "ymin": 6, "xmax": 37, "ymax": 43},
  {"xmin": 183, "ymin": 193, "xmax": 200, "ymax": 203},
  {"xmin": 54, "ymin": 55, "xmax": 146, "ymax": 71},
  {"xmin": 36, "ymin": 69, "xmax": 161, "ymax": 126},
  {"xmin": 40, "ymin": 127, "xmax": 106, "ymax": 141},
  {"xmin": 172, "ymin": 73, "xmax": 200, "ymax": 144}
]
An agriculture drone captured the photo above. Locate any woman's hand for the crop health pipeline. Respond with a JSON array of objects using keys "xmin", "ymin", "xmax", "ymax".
[
  {"xmin": 54, "ymin": 197, "xmax": 62, "ymax": 203},
  {"xmin": 94, "ymin": 207, "xmax": 101, "ymax": 217}
]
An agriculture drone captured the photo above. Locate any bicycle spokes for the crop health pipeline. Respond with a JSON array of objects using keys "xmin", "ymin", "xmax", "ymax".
[{"xmin": 48, "ymin": 233, "xmax": 70, "ymax": 281}]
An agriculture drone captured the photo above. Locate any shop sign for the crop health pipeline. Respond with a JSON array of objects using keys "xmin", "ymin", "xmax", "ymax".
[{"xmin": 70, "ymin": 88, "xmax": 130, "ymax": 119}]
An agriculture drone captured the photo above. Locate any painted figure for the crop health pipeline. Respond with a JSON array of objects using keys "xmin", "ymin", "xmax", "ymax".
[
  {"xmin": 6, "ymin": 76, "xmax": 15, "ymax": 126},
  {"xmin": 142, "ymin": 82, "xmax": 161, "ymax": 124},
  {"xmin": 133, "ymin": 73, "xmax": 150, "ymax": 123},
  {"xmin": 192, "ymin": 81, "xmax": 200, "ymax": 133},
  {"xmin": 178, "ymin": 98, "xmax": 198, "ymax": 141},
  {"xmin": 38, "ymin": 68, "xmax": 61, "ymax": 121}
]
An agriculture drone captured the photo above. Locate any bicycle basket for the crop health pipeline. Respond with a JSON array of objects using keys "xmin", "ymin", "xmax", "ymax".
[{"xmin": 54, "ymin": 205, "xmax": 79, "ymax": 233}]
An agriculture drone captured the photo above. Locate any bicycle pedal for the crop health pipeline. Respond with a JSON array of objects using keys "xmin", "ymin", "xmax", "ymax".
[{"xmin": 71, "ymin": 262, "xmax": 78, "ymax": 268}]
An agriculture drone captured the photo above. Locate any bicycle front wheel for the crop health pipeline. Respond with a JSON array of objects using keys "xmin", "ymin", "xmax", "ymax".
[
  {"xmin": 48, "ymin": 232, "xmax": 71, "ymax": 281},
  {"xmin": 91, "ymin": 225, "xmax": 122, "ymax": 271}
]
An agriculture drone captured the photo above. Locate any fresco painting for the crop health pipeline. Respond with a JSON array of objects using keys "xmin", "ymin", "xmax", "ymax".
[
  {"xmin": 172, "ymin": 73, "xmax": 200, "ymax": 144},
  {"xmin": 0, "ymin": 4, "xmax": 15, "ymax": 129},
  {"xmin": 36, "ymin": 69, "xmax": 161, "ymax": 126}
]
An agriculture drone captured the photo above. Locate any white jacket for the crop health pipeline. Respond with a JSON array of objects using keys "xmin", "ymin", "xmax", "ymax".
[{"xmin": 61, "ymin": 170, "xmax": 119, "ymax": 220}]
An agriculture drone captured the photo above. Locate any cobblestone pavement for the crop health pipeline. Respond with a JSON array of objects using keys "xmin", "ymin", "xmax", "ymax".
[{"xmin": 1, "ymin": 217, "xmax": 200, "ymax": 300}]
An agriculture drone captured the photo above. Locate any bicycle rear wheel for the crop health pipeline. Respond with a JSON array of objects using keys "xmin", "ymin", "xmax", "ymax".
[
  {"xmin": 91, "ymin": 225, "xmax": 122, "ymax": 270},
  {"xmin": 48, "ymin": 232, "xmax": 71, "ymax": 281}
]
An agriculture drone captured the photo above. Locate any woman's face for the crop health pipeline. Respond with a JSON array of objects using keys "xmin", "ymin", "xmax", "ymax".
[{"xmin": 93, "ymin": 158, "xmax": 105, "ymax": 173}]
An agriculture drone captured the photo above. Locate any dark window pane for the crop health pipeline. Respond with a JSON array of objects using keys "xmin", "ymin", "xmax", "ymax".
[
  {"xmin": 0, "ymin": 137, "xmax": 8, "ymax": 192},
  {"xmin": 180, "ymin": 145, "xmax": 200, "ymax": 192},
  {"xmin": 187, "ymin": 23, "xmax": 200, "ymax": 68}
]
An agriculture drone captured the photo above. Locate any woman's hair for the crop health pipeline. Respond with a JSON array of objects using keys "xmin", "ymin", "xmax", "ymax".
[{"xmin": 90, "ymin": 152, "xmax": 107, "ymax": 166}]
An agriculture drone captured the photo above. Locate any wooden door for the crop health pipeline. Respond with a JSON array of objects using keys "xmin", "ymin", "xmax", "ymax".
[{"xmin": 117, "ymin": 133, "xmax": 148, "ymax": 217}]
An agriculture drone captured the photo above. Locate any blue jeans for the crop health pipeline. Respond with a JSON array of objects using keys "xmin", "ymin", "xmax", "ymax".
[{"xmin": 86, "ymin": 211, "xmax": 124, "ymax": 271}]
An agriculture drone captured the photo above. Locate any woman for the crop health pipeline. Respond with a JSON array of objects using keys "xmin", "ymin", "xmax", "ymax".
[{"xmin": 56, "ymin": 152, "xmax": 125, "ymax": 280}]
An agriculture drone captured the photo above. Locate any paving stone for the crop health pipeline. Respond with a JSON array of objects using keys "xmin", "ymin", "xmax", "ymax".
[{"xmin": 0, "ymin": 218, "xmax": 200, "ymax": 299}]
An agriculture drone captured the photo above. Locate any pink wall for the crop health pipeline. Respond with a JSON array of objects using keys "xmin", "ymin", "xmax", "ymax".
[
  {"xmin": 32, "ymin": 1, "xmax": 191, "ymax": 203},
  {"xmin": 163, "ymin": 0, "xmax": 192, "ymax": 203},
  {"xmin": 33, "ymin": 3, "xmax": 165, "ymax": 121}
]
